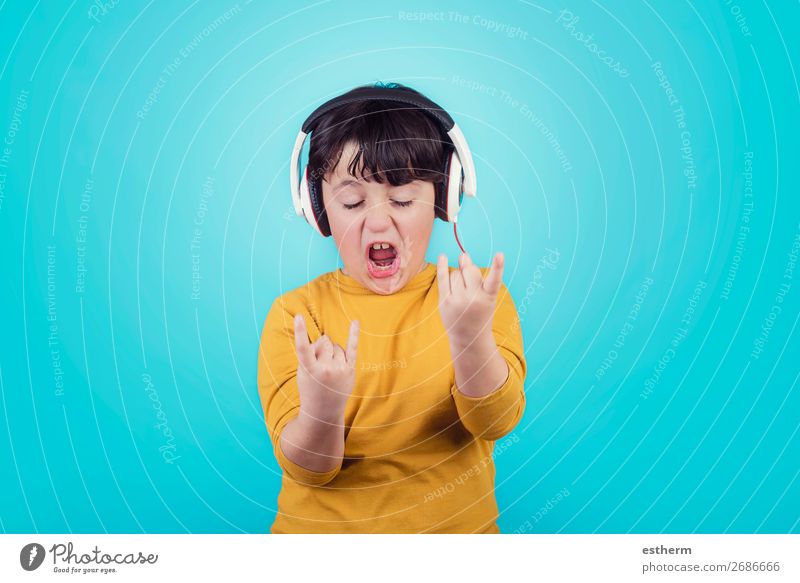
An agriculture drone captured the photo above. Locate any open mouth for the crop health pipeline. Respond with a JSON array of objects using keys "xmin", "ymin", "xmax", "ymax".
[{"xmin": 366, "ymin": 242, "xmax": 400, "ymax": 278}]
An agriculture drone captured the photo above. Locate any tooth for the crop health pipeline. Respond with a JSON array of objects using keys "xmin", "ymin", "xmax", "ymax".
[
  {"xmin": 380, "ymin": 243, "xmax": 389, "ymax": 249},
  {"xmin": 372, "ymin": 243, "xmax": 381, "ymax": 250}
]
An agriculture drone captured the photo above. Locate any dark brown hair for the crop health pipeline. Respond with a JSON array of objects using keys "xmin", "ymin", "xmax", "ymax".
[{"xmin": 307, "ymin": 82, "xmax": 454, "ymax": 193}]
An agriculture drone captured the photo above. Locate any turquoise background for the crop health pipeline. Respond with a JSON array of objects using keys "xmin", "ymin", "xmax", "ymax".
[{"xmin": 1, "ymin": 0, "xmax": 798, "ymax": 534}]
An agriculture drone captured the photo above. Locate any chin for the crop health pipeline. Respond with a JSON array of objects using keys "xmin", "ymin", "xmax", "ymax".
[
  {"xmin": 365, "ymin": 268, "xmax": 406, "ymax": 295},
  {"xmin": 343, "ymin": 253, "xmax": 425, "ymax": 295}
]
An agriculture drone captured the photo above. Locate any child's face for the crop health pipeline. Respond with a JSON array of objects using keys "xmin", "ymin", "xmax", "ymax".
[{"xmin": 322, "ymin": 142, "xmax": 436, "ymax": 295}]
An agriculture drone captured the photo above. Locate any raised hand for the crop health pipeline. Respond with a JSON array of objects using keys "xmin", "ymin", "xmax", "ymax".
[
  {"xmin": 436, "ymin": 252, "xmax": 505, "ymax": 348},
  {"xmin": 293, "ymin": 314, "xmax": 359, "ymax": 423}
]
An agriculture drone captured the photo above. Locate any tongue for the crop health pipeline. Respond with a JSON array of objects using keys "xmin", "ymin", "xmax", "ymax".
[{"xmin": 369, "ymin": 247, "xmax": 396, "ymax": 262}]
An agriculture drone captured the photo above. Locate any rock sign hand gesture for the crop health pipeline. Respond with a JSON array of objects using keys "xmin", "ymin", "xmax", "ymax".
[
  {"xmin": 293, "ymin": 314, "xmax": 360, "ymax": 422},
  {"xmin": 436, "ymin": 252, "xmax": 505, "ymax": 346}
]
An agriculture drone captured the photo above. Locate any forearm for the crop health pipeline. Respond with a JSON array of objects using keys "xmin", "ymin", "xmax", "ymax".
[
  {"xmin": 279, "ymin": 408, "xmax": 345, "ymax": 473},
  {"xmin": 450, "ymin": 330, "xmax": 509, "ymax": 398}
]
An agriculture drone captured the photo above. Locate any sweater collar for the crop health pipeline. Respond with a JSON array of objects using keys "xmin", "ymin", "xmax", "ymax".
[{"xmin": 329, "ymin": 262, "xmax": 437, "ymax": 295}]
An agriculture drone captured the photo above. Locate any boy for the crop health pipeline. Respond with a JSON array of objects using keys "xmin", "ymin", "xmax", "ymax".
[{"xmin": 258, "ymin": 83, "xmax": 526, "ymax": 533}]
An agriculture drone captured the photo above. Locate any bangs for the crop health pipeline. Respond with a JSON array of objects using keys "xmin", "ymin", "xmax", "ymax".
[{"xmin": 307, "ymin": 94, "xmax": 453, "ymax": 187}]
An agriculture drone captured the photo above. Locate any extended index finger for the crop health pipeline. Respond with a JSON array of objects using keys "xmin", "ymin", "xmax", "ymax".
[
  {"xmin": 437, "ymin": 254, "xmax": 451, "ymax": 300},
  {"xmin": 293, "ymin": 314, "xmax": 313, "ymax": 365}
]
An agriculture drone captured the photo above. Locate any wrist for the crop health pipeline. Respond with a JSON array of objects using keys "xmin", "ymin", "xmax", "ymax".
[
  {"xmin": 448, "ymin": 327, "xmax": 496, "ymax": 354},
  {"xmin": 298, "ymin": 403, "xmax": 346, "ymax": 428}
]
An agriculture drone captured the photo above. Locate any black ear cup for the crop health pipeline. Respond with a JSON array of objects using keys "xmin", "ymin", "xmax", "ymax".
[
  {"xmin": 435, "ymin": 153, "xmax": 452, "ymax": 221},
  {"xmin": 308, "ymin": 174, "xmax": 331, "ymax": 237}
]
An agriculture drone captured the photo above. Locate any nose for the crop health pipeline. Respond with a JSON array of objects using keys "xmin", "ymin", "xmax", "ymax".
[{"xmin": 363, "ymin": 199, "xmax": 393, "ymax": 232}]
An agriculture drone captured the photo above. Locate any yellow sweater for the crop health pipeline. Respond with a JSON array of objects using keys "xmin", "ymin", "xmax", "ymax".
[{"xmin": 257, "ymin": 262, "xmax": 526, "ymax": 533}]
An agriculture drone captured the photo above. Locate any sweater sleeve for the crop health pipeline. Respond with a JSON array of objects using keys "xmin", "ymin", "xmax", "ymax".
[
  {"xmin": 257, "ymin": 296, "xmax": 342, "ymax": 486},
  {"xmin": 450, "ymin": 281, "xmax": 527, "ymax": 441}
]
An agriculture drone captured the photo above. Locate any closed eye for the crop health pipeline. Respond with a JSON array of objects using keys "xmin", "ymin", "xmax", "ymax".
[{"xmin": 342, "ymin": 200, "xmax": 413, "ymax": 210}]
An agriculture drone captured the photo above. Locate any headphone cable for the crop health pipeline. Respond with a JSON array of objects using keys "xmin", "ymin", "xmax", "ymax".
[{"xmin": 453, "ymin": 217, "xmax": 467, "ymax": 256}]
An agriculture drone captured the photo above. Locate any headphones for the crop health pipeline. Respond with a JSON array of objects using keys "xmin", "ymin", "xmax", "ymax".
[{"xmin": 290, "ymin": 86, "xmax": 477, "ymax": 241}]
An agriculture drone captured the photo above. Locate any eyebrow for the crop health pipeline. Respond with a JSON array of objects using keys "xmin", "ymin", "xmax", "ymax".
[{"xmin": 333, "ymin": 179, "xmax": 362, "ymax": 192}]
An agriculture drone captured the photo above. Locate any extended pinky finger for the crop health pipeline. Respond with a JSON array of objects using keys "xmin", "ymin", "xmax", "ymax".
[{"xmin": 483, "ymin": 252, "xmax": 505, "ymax": 297}]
